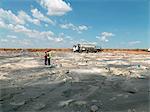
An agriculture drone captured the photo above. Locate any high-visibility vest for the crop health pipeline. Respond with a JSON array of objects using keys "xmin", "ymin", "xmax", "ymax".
[{"xmin": 48, "ymin": 52, "xmax": 52, "ymax": 58}]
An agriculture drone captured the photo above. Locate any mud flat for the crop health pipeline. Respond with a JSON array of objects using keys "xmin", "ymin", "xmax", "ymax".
[{"xmin": 0, "ymin": 51, "xmax": 149, "ymax": 112}]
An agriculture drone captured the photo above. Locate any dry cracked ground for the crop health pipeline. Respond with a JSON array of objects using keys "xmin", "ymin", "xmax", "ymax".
[{"xmin": 0, "ymin": 51, "xmax": 150, "ymax": 112}]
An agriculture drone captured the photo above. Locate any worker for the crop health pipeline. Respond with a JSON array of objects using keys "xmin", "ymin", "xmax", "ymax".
[
  {"xmin": 44, "ymin": 52, "xmax": 48, "ymax": 65},
  {"xmin": 47, "ymin": 51, "xmax": 51, "ymax": 65}
]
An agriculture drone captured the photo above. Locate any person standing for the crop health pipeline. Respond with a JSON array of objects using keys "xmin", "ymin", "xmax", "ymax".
[
  {"xmin": 44, "ymin": 52, "xmax": 48, "ymax": 65},
  {"xmin": 47, "ymin": 51, "xmax": 51, "ymax": 65}
]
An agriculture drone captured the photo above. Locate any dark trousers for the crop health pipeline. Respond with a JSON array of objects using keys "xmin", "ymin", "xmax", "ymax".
[
  {"xmin": 48, "ymin": 58, "xmax": 51, "ymax": 65},
  {"xmin": 45, "ymin": 58, "xmax": 47, "ymax": 65}
]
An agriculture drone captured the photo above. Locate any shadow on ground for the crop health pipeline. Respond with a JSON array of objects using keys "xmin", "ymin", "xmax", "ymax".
[{"xmin": 0, "ymin": 72, "xmax": 149, "ymax": 112}]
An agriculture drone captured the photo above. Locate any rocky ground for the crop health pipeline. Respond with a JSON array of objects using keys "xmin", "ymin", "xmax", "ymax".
[{"xmin": 0, "ymin": 51, "xmax": 149, "ymax": 112}]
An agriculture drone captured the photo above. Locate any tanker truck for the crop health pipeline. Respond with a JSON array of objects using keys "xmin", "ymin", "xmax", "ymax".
[{"xmin": 73, "ymin": 44, "xmax": 100, "ymax": 53}]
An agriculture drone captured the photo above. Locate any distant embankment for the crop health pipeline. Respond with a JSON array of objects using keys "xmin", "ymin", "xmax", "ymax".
[
  {"xmin": 102, "ymin": 48, "xmax": 147, "ymax": 52},
  {"xmin": 0, "ymin": 48, "xmax": 149, "ymax": 54},
  {"xmin": 0, "ymin": 48, "xmax": 72, "ymax": 52},
  {"xmin": 101, "ymin": 49, "xmax": 149, "ymax": 54}
]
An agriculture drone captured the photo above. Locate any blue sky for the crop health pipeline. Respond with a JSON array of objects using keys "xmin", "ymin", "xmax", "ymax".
[{"xmin": 0, "ymin": 0, "xmax": 149, "ymax": 48}]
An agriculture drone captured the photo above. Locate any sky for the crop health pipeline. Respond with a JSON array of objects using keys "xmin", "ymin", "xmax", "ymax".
[{"xmin": 0, "ymin": 0, "xmax": 149, "ymax": 48}]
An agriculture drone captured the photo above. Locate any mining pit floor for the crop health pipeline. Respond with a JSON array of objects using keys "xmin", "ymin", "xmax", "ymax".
[{"xmin": 0, "ymin": 51, "xmax": 150, "ymax": 112}]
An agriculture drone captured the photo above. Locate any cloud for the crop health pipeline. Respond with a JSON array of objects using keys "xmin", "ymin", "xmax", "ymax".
[
  {"xmin": 96, "ymin": 32, "xmax": 115, "ymax": 42},
  {"xmin": 0, "ymin": 8, "xmax": 23, "ymax": 25},
  {"xmin": 77, "ymin": 38, "xmax": 97, "ymax": 45},
  {"xmin": 0, "ymin": 8, "xmax": 40, "ymax": 26},
  {"xmin": 60, "ymin": 23, "xmax": 88, "ymax": 33},
  {"xmin": 0, "ymin": 21, "xmax": 55, "ymax": 40},
  {"xmin": 54, "ymin": 37, "xmax": 64, "ymax": 42},
  {"xmin": 51, "ymin": 32, "xmax": 65, "ymax": 42},
  {"xmin": 0, "ymin": 7, "xmax": 75, "ymax": 47},
  {"xmin": 7, "ymin": 35, "xmax": 17, "ymax": 39},
  {"xmin": 65, "ymin": 36, "xmax": 73, "ymax": 40},
  {"xmin": 0, "ymin": 20, "xmax": 6, "ymax": 27},
  {"xmin": 9, "ymin": 39, "xmax": 32, "ymax": 46},
  {"xmin": 31, "ymin": 8, "xmax": 54, "ymax": 24},
  {"xmin": 18, "ymin": 11, "xmax": 40, "ymax": 25},
  {"xmin": 128, "ymin": 41, "xmax": 141, "ymax": 45},
  {"xmin": 101, "ymin": 32, "xmax": 115, "ymax": 37},
  {"xmin": 13, "ymin": 25, "xmax": 54, "ymax": 39},
  {"xmin": 38, "ymin": 0, "xmax": 72, "ymax": 16},
  {"xmin": 78, "ymin": 25, "xmax": 88, "ymax": 31},
  {"xmin": 18, "ymin": 39, "xmax": 31, "ymax": 46},
  {"xmin": 0, "ymin": 39, "xmax": 8, "ymax": 42},
  {"xmin": 45, "ymin": 24, "xmax": 48, "ymax": 27},
  {"xmin": 1, "ymin": 21, "xmax": 66, "ymax": 44}
]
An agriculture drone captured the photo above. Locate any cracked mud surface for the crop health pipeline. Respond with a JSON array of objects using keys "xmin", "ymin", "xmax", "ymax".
[{"xmin": 0, "ymin": 52, "xmax": 149, "ymax": 112}]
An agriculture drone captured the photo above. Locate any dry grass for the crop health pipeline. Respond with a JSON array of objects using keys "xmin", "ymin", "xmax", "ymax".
[{"xmin": 0, "ymin": 48, "xmax": 149, "ymax": 54}]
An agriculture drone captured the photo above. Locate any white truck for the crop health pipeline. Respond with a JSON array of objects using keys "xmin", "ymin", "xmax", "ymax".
[{"xmin": 73, "ymin": 44, "xmax": 98, "ymax": 53}]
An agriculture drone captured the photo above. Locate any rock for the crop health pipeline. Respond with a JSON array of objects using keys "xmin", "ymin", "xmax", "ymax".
[
  {"xmin": 65, "ymin": 70, "xmax": 69, "ymax": 74},
  {"xmin": 110, "ymin": 97, "xmax": 116, "ymax": 101},
  {"xmin": 62, "ymin": 78, "xmax": 67, "ymax": 82},
  {"xmin": 117, "ymin": 94, "xmax": 123, "ymax": 97},
  {"xmin": 33, "ymin": 103, "xmax": 45, "ymax": 110},
  {"xmin": 57, "ymin": 64, "xmax": 62, "ymax": 68},
  {"xmin": 137, "ymin": 75, "xmax": 146, "ymax": 79},
  {"xmin": 132, "ymin": 109, "xmax": 136, "ymax": 112},
  {"xmin": 124, "ymin": 95, "xmax": 129, "ymax": 98},
  {"xmin": 90, "ymin": 105, "xmax": 99, "ymax": 112},
  {"xmin": 126, "ymin": 90, "xmax": 136, "ymax": 94},
  {"xmin": 74, "ymin": 100, "xmax": 87, "ymax": 106},
  {"xmin": 128, "ymin": 109, "xmax": 132, "ymax": 112},
  {"xmin": 91, "ymin": 100, "xmax": 98, "ymax": 103},
  {"xmin": 59, "ymin": 99, "xmax": 74, "ymax": 107},
  {"xmin": 51, "ymin": 71, "xmax": 56, "ymax": 74},
  {"xmin": 10, "ymin": 101, "xmax": 25, "ymax": 106},
  {"xmin": 128, "ymin": 109, "xmax": 136, "ymax": 112}
]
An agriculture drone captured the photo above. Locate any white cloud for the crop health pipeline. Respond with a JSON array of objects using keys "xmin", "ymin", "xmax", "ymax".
[
  {"xmin": 101, "ymin": 32, "xmax": 115, "ymax": 37},
  {"xmin": 0, "ymin": 20, "xmax": 6, "ymax": 27},
  {"xmin": 1, "ymin": 21, "xmax": 66, "ymax": 44},
  {"xmin": 78, "ymin": 25, "xmax": 88, "ymax": 31},
  {"xmin": 7, "ymin": 35, "xmax": 17, "ymax": 39},
  {"xmin": 0, "ymin": 8, "xmax": 40, "ymax": 26},
  {"xmin": 77, "ymin": 39, "xmax": 97, "ymax": 45},
  {"xmin": 0, "ymin": 38, "xmax": 34, "ymax": 48},
  {"xmin": 0, "ymin": 21, "xmax": 11, "ymax": 29},
  {"xmin": 45, "ymin": 24, "xmax": 48, "ymax": 27},
  {"xmin": 18, "ymin": 11, "xmax": 40, "ymax": 25},
  {"xmin": 128, "ymin": 41, "xmax": 141, "ymax": 45},
  {"xmin": 0, "ymin": 8, "xmax": 23, "ymax": 25},
  {"xmin": 0, "ymin": 39, "xmax": 8, "ymax": 42},
  {"xmin": 31, "ymin": 8, "xmax": 54, "ymax": 24},
  {"xmin": 13, "ymin": 25, "xmax": 31, "ymax": 33},
  {"xmin": 13, "ymin": 25, "xmax": 54, "ymax": 39},
  {"xmin": 0, "ymin": 22, "xmax": 54, "ymax": 40},
  {"xmin": 0, "ymin": 7, "xmax": 73, "ymax": 46},
  {"xmin": 60, "ymin": 23, "xmax": 88, "ymax": 33},
  {"xmin": 96, "ymin": 32, "xmax": 115, "ymax": 42},
  {"xmin": 65, "ymin": 36, "xmax": 73, "ymax": 40},
  {"xmin": 18, "ymin": 39, "xmax": 31, "ymax": 46},
  {"xmin": 38, "ymin": 0, "xmax": 72, "ymax": 16},
  {"xmin": 54, "ymin": 37, "xmax": 64, "ymax": 42},
  {"xmin": 50, "ymin": 32, "xmax": 64, "ymax": 42}
]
